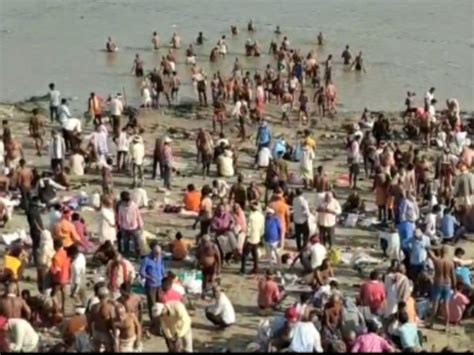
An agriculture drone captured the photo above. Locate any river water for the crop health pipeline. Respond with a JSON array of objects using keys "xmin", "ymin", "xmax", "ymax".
[{"xmin": 0, "ymin": 0, "xmax": 473, "ymax": 113}]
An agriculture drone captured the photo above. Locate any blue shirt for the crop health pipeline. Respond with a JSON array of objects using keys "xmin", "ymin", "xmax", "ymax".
[
  {"xmin": 398, "ymin": 198, "xmax": 418, "ymax": 223},
  {"xmin": 408, "ymin": 236, "xmax": 430, "ymax": 266},
  {"xmin": 139, "ymin": 253, "xmax": 166, "ymax": 288},
  {"xmin": 456, "ymin": 266, "xmax": 472, "ymax": 287},
  {"xmin": 441, "ymin": 214, "xmax": 457, "ymax": 239},
  {"xmin": 398, "ymin": 221, "xmax": 415, "ymax": 250},
  {"xmin": 257, "ymin": 125, "xmax": 271, "ymax": 146},
  {"xmin": 264, "ymin": 216, "xmax": 281, "ymax": 244},
  {"xmin": 397, "ymin": 322, "xmax": 420, "ymax": 350}
]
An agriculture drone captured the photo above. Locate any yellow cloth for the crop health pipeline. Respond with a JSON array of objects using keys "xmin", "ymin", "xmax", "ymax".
[
  {"xmin": 160, "ymin": 301, "xmax": 192, "ymax": 339},
  {"xmin": 4, "ymin": 255, "xmax": 22, "ymax": 279},
  {"xmin": 303, "ymin": 137, "xmax": 316, "ymax": 151}
]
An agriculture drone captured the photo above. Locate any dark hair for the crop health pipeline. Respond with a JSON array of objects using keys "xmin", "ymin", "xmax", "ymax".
[
  {"xmin": 120, "ymin": 282, "xmax": 131, "ymax": 294},
  {"xmin": 72, "ymin": 212, "xmax": 81, "ymax": 221},
  {"xmin": 398, "ymin": 311, "xmax": 409, "ymax": 324},
  {"xmin": 53, "ymin": 239, "xmax": 63, "ymax": 250},
  {"xmin": 187, "ymin": 184, "xmax": 195, "ymax": 192},
  {"xmin": 295, "ymin": 188, "xmax": 303, "ymax": 196},
  {"xmin": 300, "ymin": 293, "xmax": 311, "ymax": 303},
  {"xmin": 369, "ymin": 270, "xmax": 379, "ymax": 281},
  {"xmin": 49, "ymin": 83, "xmax": 55, "ymax": 89},
  {"xmin": 454, "ymin": 247, "xmax": 465, "ymax": 257},
  {"xmin": 175, "ymin": 232, "xmax": 183, "ymax": 240},
  {"xmin": 32, "ymin": 108, "xmax": 39, "ymax": 115},
  {"xmin": 68, "ymin": 244, "xmax": 79, "ymax": 258},
  {"xmin": 94, "ymin": 281, "xmax": 106, "ymax": 295},
  {"xmin": 19, "ymin": 159, "xmax": 26, "ymax": 167},
  {"xmin": 61, "ymin": 98, "xmax": 67, "ymax": 104},
  {"xmin": 366, "ymin": 319, "xmax": 379, "ymax": 333},
  {"xmin": 121, "ymin": 191, "xmax": 131, "ymax": 202},
  {"xmin": 432, "ymin": 205, "xmax": 441, "ymax": 213}
]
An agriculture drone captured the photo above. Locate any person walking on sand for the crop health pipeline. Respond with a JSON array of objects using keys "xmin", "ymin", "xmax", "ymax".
[{"xmin": 29, "ymin": 108, "xmax": 46, "ymax": 156}]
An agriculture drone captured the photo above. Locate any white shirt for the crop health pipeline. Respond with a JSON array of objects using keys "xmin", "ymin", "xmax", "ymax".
[
  {"xmin": 49, "ymin": 89, "xmax": 61, "ymax": 107},
  {"xmin": 300, "ymin": 147, "xmax": 315, "ymax": 170},
  {"xmin": 425, "ymin": 91, "xmax": 434, "ymax": 105},
  {"xmin": 62, "ymin": 117, "xmax": 82, "ymax": 132},
  {"xmin": 7, "ymin": 318, "xmax": 39, "ymax": 352},
  {"xmin": 110, "ymin": 98, "xmax": 124, "ymax": 116},
  {"xmin": 130, "ymin": 141, "xmax": 145, "ymax": 165},
  {"xmin": 217, "ymin": 154, "xmax": 234, "ymax": 177},
  {"xmin": 310, "ymin": 243, "xmax": 327, "ymax": 269},
  {"xmin": 70, "ymin": 153, "xmax": 85, "ymax": 176},
  {"xmin": 49, "ymin": 136, "xmax": 66, "ymax": 160},
  {"xmin": 142, "ymin": 87, "xmax": 151, "ymax": 103},
  {"xmin": 131, "ymin": 187, "xmax": 149, "ymax": 208},
  {"xmin": 99, "ymin": 207, "xmax": 116, "ymax": 243},
  {"xmin": 424, "ymin": 213, "xmax": 437, "ymax": 238},
  {"xmin": 293, "ymin": 195, "xmax": 310, "ymax": 224},
  {"xmin": 58, "ymin": 104, "xmax": 71, "ymax": 124},
  {"xmin": 117, "ymin": 132, "xmax": 130, "ymax": 152},
  {"xmin": 289, "ymin": 321, "xmax": 323, "ymax": 353},
  {"xmin": 213, "ymin": 180, "xmax": 230, "ymax": 198},
  {"xmin": 258, "ymin": 147, "xmax": 272, "ymax": 168},
  {"xmin": 71, "ymin": 253, "xmax": 86, "ymax": 287},
  {"xmin": 247, "ymin": 210, "xmax": 265, "ymax": 244},
  {"xmin": 210, "ymin": 293, "xmax": 235, "ymax": 325},
  {"xmin": 317, "ymin": 198, "xmax": 342, "ymax": 227}
]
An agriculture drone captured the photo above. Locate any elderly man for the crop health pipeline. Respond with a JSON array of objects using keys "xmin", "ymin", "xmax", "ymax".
[
  {"xmin": 316, "ymin": 191, "xmax": 341, "ymax": 249},
  {"xmin": 153, "ymin": 301, "xmax": 193, "ymax": 352},
  {"xmin": 139, "ymin": 241, "xmax": 166, "ymax": 322},
  {"xmin": 205, "ymin": 286, "xmax": 236, "ymax": 328},
  {"xmin": 0, "ymin": 316, "xmax": 39, "ymax": 352}
]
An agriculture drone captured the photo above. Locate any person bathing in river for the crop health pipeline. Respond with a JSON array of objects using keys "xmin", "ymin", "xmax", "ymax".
[
  {"xmin": 106, "ymin": 37, "xmax": 117, "ymax": 52},
  {"xmin": 351, "ymin": 51, "xmax": 366, "ymax": 73}
]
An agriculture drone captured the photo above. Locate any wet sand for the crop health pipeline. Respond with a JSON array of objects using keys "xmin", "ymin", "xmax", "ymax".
[{"xmin": 0, "ymin": 99, "xmax": 473, "ymax": 351}]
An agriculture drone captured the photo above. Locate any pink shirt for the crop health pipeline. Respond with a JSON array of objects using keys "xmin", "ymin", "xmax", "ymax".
[
  {"xmin": 359, "ymin": 280, "xmax": 386, "ymax": 314},
  {"xmin": 160, "ymin": 288, "xmax": 184, "ymax": 304},
  {"xmin": 447, "ymin": 292, "xmax": 470, "ymax": 324},
  {"xmin": 118, "ymin": 201, "xmax": 143, "ymax": 231},
  {"xmin": 351, "ymin": 333, "xmax": 393, "ymax": 353}
]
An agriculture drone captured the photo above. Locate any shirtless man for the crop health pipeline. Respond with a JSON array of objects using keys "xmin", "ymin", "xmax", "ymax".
[
  {"xmin": 351, "ymin": 51, "xmax": 366, "ymax": 73},
  {"xmin": 341, "ymin": 45, "xmax": 352, "ymax": 66},
  {"xmin": 88, "ymin": 287, "xmax": 116, "ymax": 352},
  {"xmin": 131, "ymin": 54, "xmax": 144, "ymax": 77},
  {"xmin": 4, "ymin": 132, "xmax": 23, "ymax": 169},
  {"xmin": 427, "ymin": 245, "xmax": 456, "ymax": 330},
  {"xmin": 0, "ymin": 283, "xmax": 31, "ymax": 320},
  {"xmin": 317, "ymin": 32, "xmax": 324, "ymax": 46},
  {"xmin": 17, "ymin": 159, "xmax": 33, "ymax": 210},
  {"xmin": 170, "ymin": 33, "xmax": 181, "ymax": 49},
  {"xmin": 325, "ymin": 81, "xmax": 337, "ymax": 115},
  {"xmin": 117, "ymin": 283, "xmax": 143, "ymax": 324},
  {"xmin": 196, "ymin": 235, "xmax": 221, "ymax": 299},
  {"xmin": 114, "ymin": 303, "xmax": 142, "ymax": 352},
  {"xmin": 151, "ymin": 31, "xmax": 160, "ymax": 50},
  {"xmin": 29, "ymin": 108, "xmax": 45, "ymax": 156},
  {"xmin": 106, "ymin": 37, "xmax": 117, "ymax": 52},
  {"xmin": 195, "ymin": 128, "xmax": 214, "ymax": 177}
]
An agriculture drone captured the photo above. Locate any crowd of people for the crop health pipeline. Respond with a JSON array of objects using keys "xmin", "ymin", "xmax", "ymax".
[{"xmin": 0, "ymin": 20, "xmax": 472, "ymax": 353}]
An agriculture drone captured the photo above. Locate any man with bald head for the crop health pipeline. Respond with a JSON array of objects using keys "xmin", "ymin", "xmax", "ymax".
[
  {"xmin": 88, "ymin": 286, "xmax": 116, "ymax": 352},
  {"xmin": 0, "ymin": 283, "xmax": 31, "ymax": 319}
]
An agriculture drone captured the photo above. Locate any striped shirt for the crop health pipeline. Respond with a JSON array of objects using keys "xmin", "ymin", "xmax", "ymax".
[{"xmin": 118, "ymin": 201, "xmax": 143, "ymax": 231}]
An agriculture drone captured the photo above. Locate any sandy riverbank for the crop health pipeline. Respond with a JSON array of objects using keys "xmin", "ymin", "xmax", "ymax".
[{"xmin": 0, "ymin": 98, "xmax": 473, "ymax": 352}]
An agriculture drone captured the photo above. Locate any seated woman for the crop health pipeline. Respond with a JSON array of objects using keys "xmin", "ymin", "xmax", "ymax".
[
  {"xmin": 311, "ymin": 258, "xmax": 335, "ymax": 289},
  {"xmin": 257, "ymin": 270, "xmax": 286, "ymax": 315},
  {"xmin": 217, "ymin": 149, "xmax": 235, "ymax": 178},
  {"xmin": 342, "ymin": 191, "xmax": 365, "ymax": 213}
]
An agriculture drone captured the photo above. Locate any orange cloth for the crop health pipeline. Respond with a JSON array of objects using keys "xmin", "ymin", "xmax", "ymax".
[
  {"xmin": 183, "ymin": 191, "xmax": 201, "ymax": 213},
  {"xmin": 170, "ymin": 240, "xmax": 190, "ymax": 261},
  {"xmin": 269, "ymin": 197, "xmax": 290, "ymax": 236},
  {"xmin": 406, "ymin": 297, "xmax": 417, "ymax": 324},
  {"xmin": 51, "ymin": 249, "xmax": 71, "ymax": 285},
  {"xmin": 53, "ymin": 218, "xmax": 81, "ymax": 248}
]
